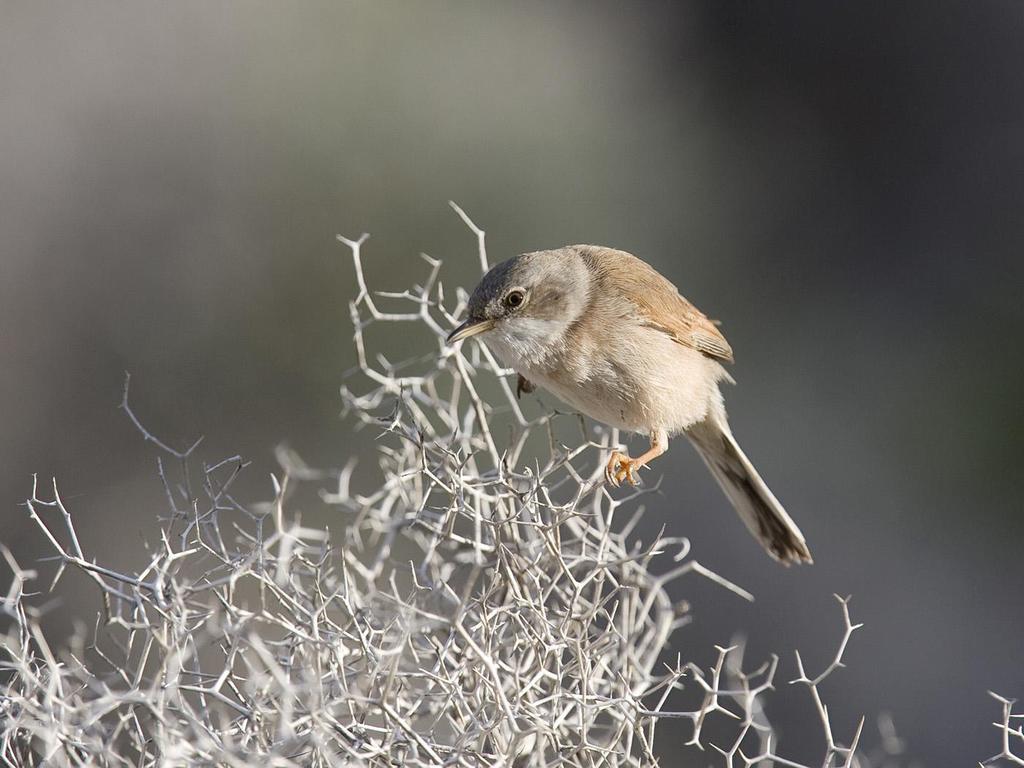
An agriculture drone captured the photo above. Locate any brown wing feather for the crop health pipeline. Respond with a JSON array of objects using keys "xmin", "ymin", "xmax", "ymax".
[{"xmin": 574, "ymin": 245, "xmax": 734, "ymax": 363}]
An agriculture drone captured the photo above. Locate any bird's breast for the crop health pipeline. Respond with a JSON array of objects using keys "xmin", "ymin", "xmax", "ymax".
[{"xmin": 495, "ymin": 323, "xmax": 728, "ymax": 436}]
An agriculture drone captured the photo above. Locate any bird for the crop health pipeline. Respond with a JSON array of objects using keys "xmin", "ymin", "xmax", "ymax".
[{"xmin": 446, "ymin": 245, "xmax": 811, "ymax": 565}]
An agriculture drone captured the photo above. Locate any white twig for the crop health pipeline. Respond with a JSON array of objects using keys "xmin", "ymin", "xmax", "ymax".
[{"xmin": 0, "ymin": 210, "xmax": 962, "ymax": 768}]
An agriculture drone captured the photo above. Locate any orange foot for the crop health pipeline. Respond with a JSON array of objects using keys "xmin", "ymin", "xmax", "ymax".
[{"xmin": 605, "ymin": 451, "xmax": 642, "ymax": 487}]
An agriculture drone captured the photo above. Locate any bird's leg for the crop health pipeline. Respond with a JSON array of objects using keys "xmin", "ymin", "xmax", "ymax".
[
  {"xmin": 516, "ymin": 374, "xmax": 535, "ymax": 400},
  {"xmin": 605, "ymin": 429, "xmax": 669, "ymax": 487}
]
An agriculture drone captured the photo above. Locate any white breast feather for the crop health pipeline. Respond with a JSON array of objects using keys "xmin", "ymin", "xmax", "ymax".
[{"xmin": 485, "ymin": 317, "xmax": 727, "ymax": 437}]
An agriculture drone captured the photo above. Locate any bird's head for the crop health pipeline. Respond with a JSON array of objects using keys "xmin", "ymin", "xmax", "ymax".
[{"xmin": 446, "ymin": 248, "xmax": 591, "ymax": 366}]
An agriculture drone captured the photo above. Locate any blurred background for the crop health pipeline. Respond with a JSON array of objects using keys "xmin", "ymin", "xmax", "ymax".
[{"xmin": 2, "ymin": 1, "xmax": 1022, "ymax": 763}]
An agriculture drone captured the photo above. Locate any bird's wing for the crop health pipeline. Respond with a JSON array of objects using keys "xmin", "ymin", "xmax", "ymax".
[
  {"xmin": 634, "ymin": 281, "xmax": 734, "ymax": 362},
  {"xmin": 576, "ymin": 245, "xmax": 734, "ymax": 363}
]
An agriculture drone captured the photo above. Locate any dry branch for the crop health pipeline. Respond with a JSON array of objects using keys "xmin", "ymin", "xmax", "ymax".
[{"xmin": 1, "ymin": 206, "xmax": 1004, "ymax": 767}]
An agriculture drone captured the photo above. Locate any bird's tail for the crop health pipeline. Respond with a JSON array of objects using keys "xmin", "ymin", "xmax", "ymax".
[{"xmin": 686, "ymin": 416, "xmax": 812, "ymax": 565}]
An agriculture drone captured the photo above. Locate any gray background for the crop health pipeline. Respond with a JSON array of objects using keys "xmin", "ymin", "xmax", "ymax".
[{"xmin": 2, "ymin": 2, "xmax": 1022, "ymax": 764}]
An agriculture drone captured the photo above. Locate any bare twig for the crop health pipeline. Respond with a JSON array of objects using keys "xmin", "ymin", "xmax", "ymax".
[{"xmin": 0, "ymin": 207, "xmax": 964, "ymax": 767}]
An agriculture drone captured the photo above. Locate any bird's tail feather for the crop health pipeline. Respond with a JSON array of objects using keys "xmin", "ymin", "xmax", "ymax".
[{"xmin": 686, "ymin": 417, "xmax": 812, "ymax": 565}]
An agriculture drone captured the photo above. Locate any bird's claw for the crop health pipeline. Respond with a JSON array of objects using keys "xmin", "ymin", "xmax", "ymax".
[
  {"xmin": 605, "ymin": 451, "xmax": 641, "ymax": 487},
  {"xmin": 516, "ymin": 374, "xmax": 535, "ymax": 400}
]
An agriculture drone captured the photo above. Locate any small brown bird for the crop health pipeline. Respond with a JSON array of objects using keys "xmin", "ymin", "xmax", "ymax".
[{"xmin": 446, "ymin": 245, "xmax": 811, "ymax": 565}]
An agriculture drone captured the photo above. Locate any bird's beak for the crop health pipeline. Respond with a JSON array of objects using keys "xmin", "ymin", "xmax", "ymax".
[{"xmin": 446, "ymin": 317, "xmax": 494, "ymax": 344}]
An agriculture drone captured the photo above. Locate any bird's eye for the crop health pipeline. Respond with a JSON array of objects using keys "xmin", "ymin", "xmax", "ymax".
[{"xmin": 505, "ymin": 289, "xmax": 525, "ymax": 309}]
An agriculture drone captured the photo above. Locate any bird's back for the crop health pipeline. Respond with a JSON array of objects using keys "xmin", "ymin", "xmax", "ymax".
[
  {"xmin": 571, "ymin": 246, "xmax": 733, "ymax": 362},
  {"xmin": 549, "ymin": 246, "xmax": 732, "ymax": 435}
]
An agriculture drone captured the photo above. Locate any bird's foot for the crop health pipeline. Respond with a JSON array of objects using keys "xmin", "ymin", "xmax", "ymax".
[
  {"xmin": 605, "ymin": 451, "xmax": 642, "ymax": 487},
  {"xmin": 516, "ymin": 374, "xmax": 535, "ymax": 400}
]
